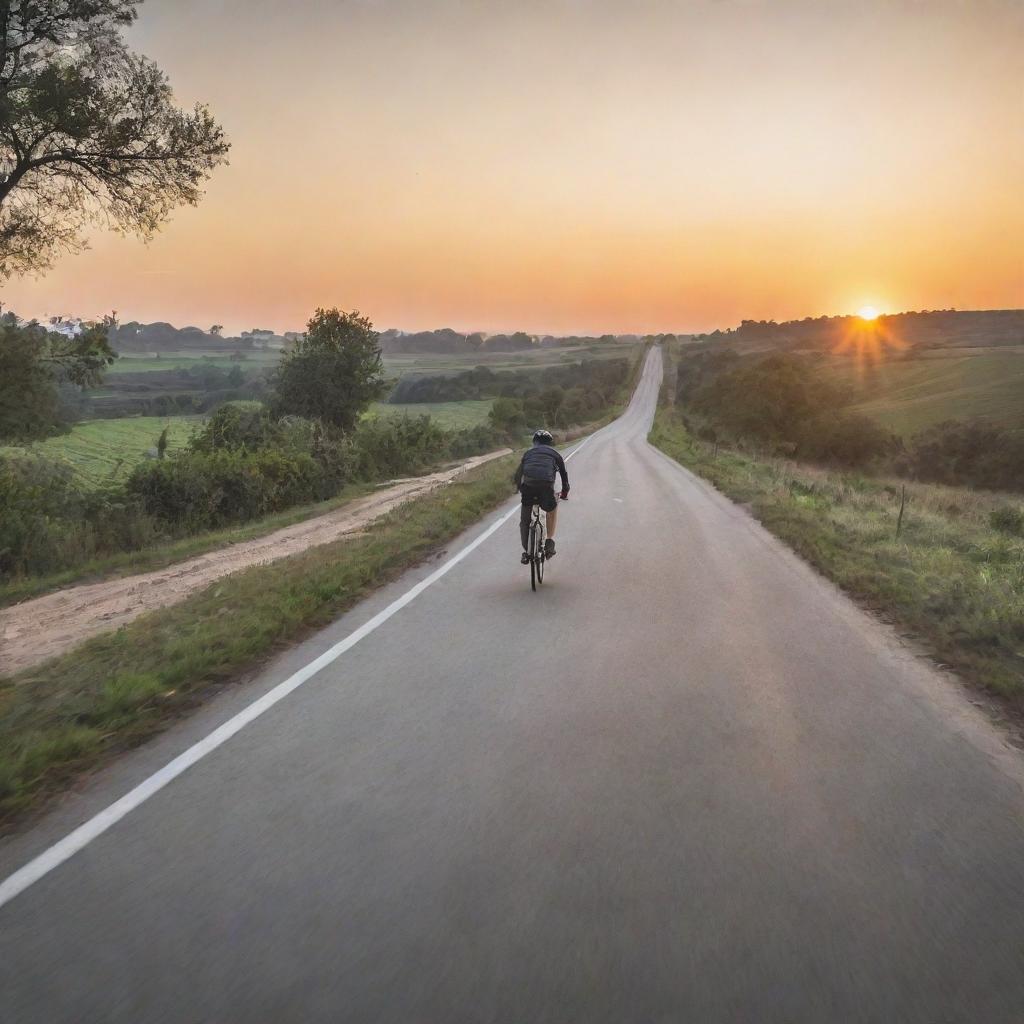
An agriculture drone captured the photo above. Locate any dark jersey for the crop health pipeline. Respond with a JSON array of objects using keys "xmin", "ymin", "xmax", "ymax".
[{"xmin": 514, "ymin": 444, "xmax": 569, "ymax": 492}]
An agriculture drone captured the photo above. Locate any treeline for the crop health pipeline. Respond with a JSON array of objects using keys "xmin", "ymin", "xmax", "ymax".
[
  {"xmin": 379, "ymin": 328, "xmax": 662, "ymax": 355},
  {"xmin": 674, "ymin": 350, "xmax": 1024, "ymax": 492},
  {"xmin": 110, "ymin": 321, "xmax": 293, "ymax": 352},
  {"xmin": 392, "ymin": 357, "xmax": 630, "ymax": 406},
  {"xmin": 88, "ymin": 363, "xmax": 268, "ymax": 418},
  {"xmin": 389, "ymin": 357, "xmax": 635, "ymax": 432},
  {"xmin": 695, "ymin": 309, "xmax": 1024, "ymax": 352}
]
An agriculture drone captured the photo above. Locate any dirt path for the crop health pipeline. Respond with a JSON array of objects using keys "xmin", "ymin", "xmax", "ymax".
[{"xmin": 0, "ymin": 449, "xmax": 511, "ymax": 676}]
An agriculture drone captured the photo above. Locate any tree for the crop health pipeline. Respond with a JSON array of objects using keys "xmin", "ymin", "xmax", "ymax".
[
  {"xmin": 272, "ymin": 308, "xmax": 387, "ymax": 432},
  {"xmin": 489, "ymin": 396, "xmax": 526, "ymax": 436},
  {"xmin": 155, "ymin": 425, "xmax": 168, "ymax": 459},
  {"xmin": 0, "ymin": 1, "xmax": 230, "ymax": 278},
  {"xmin": 0, "ymin": 318, "xmax": 115, "ymax": 440},
  {"xmin": 210, "ymin": 324, "xmax": 223, "ymax": 337}
]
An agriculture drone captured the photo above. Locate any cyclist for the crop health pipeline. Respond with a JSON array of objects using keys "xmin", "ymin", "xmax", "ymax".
[{"xmin": 514, "ymin": 429, "xmax": 569, "ymax": 563}]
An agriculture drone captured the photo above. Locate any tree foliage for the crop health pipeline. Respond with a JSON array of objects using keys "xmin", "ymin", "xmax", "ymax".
[
  {"xmin": 0, "ymin": 315, "xmax": 115, "ymax": 440},
  {"xmin": 0, "ymin": 0, "xmax": 230, "ymax": 277},
  {"xmin": 272, "ymin": 308, "xmax": 387, "ymax": 432},
  {"xmin": 677, "ymin": 351, "xmax": 895, "ymax": 467},
  {"xmin": 896, "ymin": 420, "xmax": 1024, "ymax": 493}
]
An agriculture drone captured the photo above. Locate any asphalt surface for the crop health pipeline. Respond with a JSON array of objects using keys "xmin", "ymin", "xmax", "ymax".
[{"xmin": 3, "ymin": 348, "xmax": 1024, "ymax": 1022}]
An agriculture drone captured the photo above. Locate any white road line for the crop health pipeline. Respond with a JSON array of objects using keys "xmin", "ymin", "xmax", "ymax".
[{"xmin": 0, "ymin": 436, "xmax": 593, "ymax": 911}]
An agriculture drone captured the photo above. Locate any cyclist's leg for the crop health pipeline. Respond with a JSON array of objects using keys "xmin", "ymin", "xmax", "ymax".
[
  {"xmin": 519, "ymin": 496, "xmax": 532, "ymax": 551},
  {"xmin": 543, "ymin": 483, "xmax": 558, "ymax": 537},
  {"xmin": 545, "ymin": 504, "xmax": 558, "ymax": 538},
  {"xmin": 542, "ymin": 485, "xmax": 558, "ymax": 555}
]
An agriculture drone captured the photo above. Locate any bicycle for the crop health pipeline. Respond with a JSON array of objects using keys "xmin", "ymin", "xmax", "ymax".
[
  {"xmin": 526, "ymin": 497, "xmax": 547, "ymax": 592},
  {"xmin": 524, "ymin": 492, "xmax": 567, "ymax": 591}
]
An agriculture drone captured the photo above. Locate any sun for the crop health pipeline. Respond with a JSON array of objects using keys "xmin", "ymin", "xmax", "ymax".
[{"xmin": 857, "ymin": 305, "xmax": 880, "ymax": 321}]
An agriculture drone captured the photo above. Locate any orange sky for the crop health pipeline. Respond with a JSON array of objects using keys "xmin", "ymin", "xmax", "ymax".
[{"xmin": 3, "ymin": 0, "xmax": 1022, "ymax": 335}]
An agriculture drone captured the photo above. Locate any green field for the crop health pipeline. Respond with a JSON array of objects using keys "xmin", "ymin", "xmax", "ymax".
[
  {"xmin": 113, "ymin": 352, "xmax": 281, "ymax": 374},
  {"xmin": 823, "ymin": 348, "xmax": 1024, "ymax": 436},
  {"xmin": 368, "ymin": 400, "xmax": 494, "ymax": 429},
  {"xmin": 5, "ymin": 416, "xmax": 200, "ymax": 486},
  {"xmin": 6, "ymin": 401, "xmax": 493, "ymax": 489},
  {"xmin": 381, "ymin": 342, "xmax": 637, "ymax": 378},
  {"xmin": 108, "ymin": 341, "xmax": 637, "ymax": 379},
  {"xmin": 14, "ymin": 342, "xmax": 632, "ymax": 486}
]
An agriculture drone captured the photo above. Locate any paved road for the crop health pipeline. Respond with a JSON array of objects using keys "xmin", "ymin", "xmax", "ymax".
[{"xmin": 3, "ymin": 349, "xmax": 1024, "ymax": 1022}]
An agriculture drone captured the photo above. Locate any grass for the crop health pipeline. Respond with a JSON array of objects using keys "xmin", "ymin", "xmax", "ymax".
[
  {"xmin": 2, "ymin": 416, "xmax": 200, "ymax": 487},
  {"xmin": 368, "ymin": 399, "xmax": 494, "ymax": 430},
  {"xmin": 649, "ymin": 408, "xmax": 1024, "ymax": 705},
  {"xmin": 822, "ymin": 348, "xmax": 1024, "ymax": 436},
  {"xmin": 0, "ymin": 454, "xmax": 518, "ymax": 826}
]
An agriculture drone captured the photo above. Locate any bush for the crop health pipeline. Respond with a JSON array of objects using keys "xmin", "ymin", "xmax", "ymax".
[
  {"xmin": 897, "ymin": 420, "xmax": 1024, "ymax": 492},
  {"xmin": 0, "ymin": 452, "xmax": 83, "ymax": 576},
  {"xmin": 350, "ymin": 415, "xmax": 450, "ymax": 481},
  {"xmin": 0, "ymin": 452, "xmax": 165, "ymax": 579},
  {"xmin": 126, "ymin": 447, "xmax": 330, "ymax": 530},
  {"xmin": 189, "ymin": 401, "xmax": 281, "ymax": 453},
  {"xmin": 990, "ymin": 506, "xmax": 1024, "ymax": 536},
  {"xmin": 798, "ymin": 412, "xmax": 893, "ymax": 467},
  {"xmin": 446, "ymin": 424, "xmax": 502, "ymax": 459}
]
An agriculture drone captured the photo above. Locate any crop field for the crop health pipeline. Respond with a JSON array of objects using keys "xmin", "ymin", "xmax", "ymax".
[
  {"xmin": 368, "ymin": 400, "xmax": 494, "ymax": 430},
  {"xmin": 6, "ymin": 416, "xmax": 200, "ymax": 486},
  {"xmin": 825, "ymin": 347, "xmax": 1024, "ymax": 435}
]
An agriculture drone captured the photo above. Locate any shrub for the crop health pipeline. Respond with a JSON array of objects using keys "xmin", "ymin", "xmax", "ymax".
[
  {"xmin": 0, "ymin": 452, "xmax": 164, "ymax": 579},
  {"xmin": 350, "ymin": 415, "xmax": 450, "ymax": 481},
  {"xmin": 189, "ymin": 401, "xmax": 281, "ymax": 453},
  {"xmin": 446, "ymin": 424, "xmax": 502, "ymax": 459},
  {"xmin": 0, "ymin": 452, "xmax": 83, "ymax": 576},
  {"xmin": 990, "ymin": 506, "xmax": 1024, "ymax": 536},
  {"xmin": 897, "ymin": 420, "xmax": 1024, "ymax": 493},
  {"xmin": 126, "ymin": 448, "xmax": 330, "ymax": 530},
  {"xmin": 489, "ymin": 397, "xmax": 526, "ymax": 435},
  {"xmin": 798, "ymin": 412, "xmax": 893, "ymax": 467}
]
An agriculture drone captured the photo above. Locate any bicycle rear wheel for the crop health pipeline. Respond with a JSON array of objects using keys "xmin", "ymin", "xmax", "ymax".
[
  {"xmin": 529, "ymin": 521, "xmax": 539, "ymax": 591},
  {"xmin": 532, "ymin": 512, "xmax": 548, "ymax": 593}
]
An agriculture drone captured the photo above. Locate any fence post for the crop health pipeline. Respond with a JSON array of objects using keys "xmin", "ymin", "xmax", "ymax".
[{"xmin": 896, "ymin": 484, "xmax": 907, "ymax": 538}]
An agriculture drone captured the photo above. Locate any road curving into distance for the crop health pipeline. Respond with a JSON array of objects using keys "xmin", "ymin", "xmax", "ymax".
[{"xmin": 3, "ymin": 347, "xmax": 1024, "ymax": 1022}]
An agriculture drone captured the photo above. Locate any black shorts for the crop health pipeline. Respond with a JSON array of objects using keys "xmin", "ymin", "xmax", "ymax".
[{"xmin": 520, "ymin": 480, "xmax": 558, "ymax": 512}]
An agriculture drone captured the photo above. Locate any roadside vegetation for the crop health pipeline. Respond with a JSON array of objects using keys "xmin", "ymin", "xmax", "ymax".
[
  {"xmin": 1, "ymin": 313, "xmax": 637, "ymax": 597},
  {"xmin": 0, "ymin": 315, "xmax": 499, "ymax": 584},
  {"xmin": 652, "ymin": 344, "xmax": 1024, "ymax": 709},
  {"xmin": 673, "ymin": 346, "xmax": 1023, "ymax": 491},
  {"xmin": 0, "ymin": 455, "xmax": 517, "ymax": 825}
]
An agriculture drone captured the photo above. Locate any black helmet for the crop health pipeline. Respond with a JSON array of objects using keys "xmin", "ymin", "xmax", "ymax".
[{"xmin": 532, "ymin": 429, "xmax": 553, "ymax": 445}]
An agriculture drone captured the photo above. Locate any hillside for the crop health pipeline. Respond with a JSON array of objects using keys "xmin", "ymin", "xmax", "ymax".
[{"xmin": 697, "ymin": 309, "xmax": 1024, "ymax": 436}]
